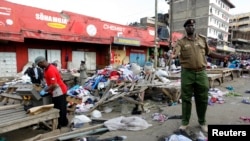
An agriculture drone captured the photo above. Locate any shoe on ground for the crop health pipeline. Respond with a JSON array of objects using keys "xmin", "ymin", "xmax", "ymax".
[
  {"xmin": 179, "ymin": 125, "xmax": 188, "ymax": 130},
  {"xmin": 200, "ymin": 124, "xmax": 208, "ymax": 133}
]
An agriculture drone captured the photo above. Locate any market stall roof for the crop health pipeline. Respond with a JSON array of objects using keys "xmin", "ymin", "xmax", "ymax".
[{"xmin": 0, "ymin": 0, "xmax": 175, "ymax": 47}]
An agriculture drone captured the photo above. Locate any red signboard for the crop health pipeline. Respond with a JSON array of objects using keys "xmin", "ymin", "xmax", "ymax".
[
  {"xmin": 0, "ymin": 0, "xmax": 174, "ymax": 47},
  {"xmin": 0, "ymin": 1, "xmax": 23, "ymax": 41}
]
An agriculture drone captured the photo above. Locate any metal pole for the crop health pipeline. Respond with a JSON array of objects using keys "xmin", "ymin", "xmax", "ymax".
[
  {"xmin": 166, "ymin": 0, "xmax": 173, "ymax": 71},
  {"xmin": 109, "ymin": 42, "xmax": 112, "ymax": 64},
  {"xmin": 169, "ymin": 0, "xmax": 173, "ymax": 51},
  {"xmin": 154, "ymin": 0, "xmax": 158, "ymax": 68}
]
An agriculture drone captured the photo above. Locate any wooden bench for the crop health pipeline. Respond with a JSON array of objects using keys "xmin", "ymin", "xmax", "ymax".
[
  {"xmin": 207, "ymin": 73, "xmax": 223, "ymax": 88},
  {"xmin": 229, "ymin": 68, "xmax": 243, "ymax": 78},
  {"xmin": 206, "ymin": 68, "xmax": 233, "ymax": 83},
  {"xmin": 0, "ymin": 105, "xmax": 59, "ymax": 134},
  {"xmin": 242, "ymin": 68, "xmax": 250, "ymax": 74}
]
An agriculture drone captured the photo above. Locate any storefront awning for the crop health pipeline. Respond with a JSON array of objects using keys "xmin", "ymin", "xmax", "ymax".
[{"xmin": 0, "ymin": 32, "xmax": 23, "ymax": 42}]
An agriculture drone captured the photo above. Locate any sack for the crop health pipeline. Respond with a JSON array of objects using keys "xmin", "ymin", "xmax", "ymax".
[{"xmin": 104, "ymin": 116, "xmax": 152, "ymax": 131}]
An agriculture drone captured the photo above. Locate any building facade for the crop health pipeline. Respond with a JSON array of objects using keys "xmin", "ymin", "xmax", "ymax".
[
  {"xmin": 171, "ymin": 0, "xmax": 235, "ymax": 53},
  {"xmin": 229, "ymin": 12, "xmax": 250, "ymax": 53},
  {"xmin": 0, "ymin": 0, "xmax": 169, "ymax": 77}
]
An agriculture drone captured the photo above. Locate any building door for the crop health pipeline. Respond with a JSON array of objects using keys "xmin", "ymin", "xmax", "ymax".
[
  {"xmin": 0, "ymin": 52, "xmax": 17, "ymax": 77},
  {"xmin": 85, "ymin": 52, "xmax": 96, "ymax": 71},
  {"xmin": 130, "ymin": 53, "xmax": 146, "ymax": 66},
  {"xmin": 72, "ymin": 51, "xmax": 85, "ymax": 69},
  {"xmin": 72, "ymin": 51, "xmax": 96, "ymax": 70},
  {"xmin": 47, "ymin": 49, "xmax": 61, "ymax": 69},
  {"xmin": 47, "ymin": 50, "xmax": 61, "ymax": 63},
  {"xmin": 28, "ymin": 49, "xmax": 45, "ymax": 63}
]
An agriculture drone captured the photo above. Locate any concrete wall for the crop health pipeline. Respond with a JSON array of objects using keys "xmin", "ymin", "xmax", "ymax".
[{"xmin": 172, "ymin": 0, "xmax": 210, "ymax": 35}]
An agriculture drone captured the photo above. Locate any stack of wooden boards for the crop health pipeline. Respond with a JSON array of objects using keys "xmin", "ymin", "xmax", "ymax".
[
  {"xmin": 0, "ymin": 104, "xmax": 59, "ymax": 134},
  {"xmin": 0, "ymin": 83, "xmax": 59, "ymax": 134}
]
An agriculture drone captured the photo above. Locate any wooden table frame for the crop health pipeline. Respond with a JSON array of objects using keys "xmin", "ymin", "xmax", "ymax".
[
  {"xmin": 207, "ymin": 74, "xmax": 223, "ymax": 88},
  {"xmin": 206, "ymin": 68, "xmax": 233, "ymax": 83},
  {"xmin": 230, "ymin": 68, "xmax": 243, "ymax": 78},
  {"xmin": 0, "ymin": 105, "xmax": 59, "ymax": 134}
]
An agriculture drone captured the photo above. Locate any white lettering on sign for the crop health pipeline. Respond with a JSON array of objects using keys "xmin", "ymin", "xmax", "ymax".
[
  {"xmin": 117, "ymin": 32, "xmax": 123, "ymax": 37},
  {"xmin": 149, "ymin": 30, "xmax": 155, "ymax": 36},
  {"xmin": 103, "ymin": 24, "xmax": 125, "ymax": 32},
  {"xmin": 0, "ymin": 7, "xmax": 11, "ymax": 16},
  {"xmin": 35, "ymin": 13, "xmax": 68, "ymax": 24}
]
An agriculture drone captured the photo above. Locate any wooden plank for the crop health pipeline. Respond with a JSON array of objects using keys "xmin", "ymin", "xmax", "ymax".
[
  {"xmin": 0, "ymin": 108, "xmax": 59, "ymax": 134},
  {"xmin": 0, "ymin": 104, "xmax": 22, "ymax": 110},
  {"xmin": 162, "ymin": 88, "xmax": 173, "ymax": 100},
  {"xmin": 37, "ymin": 124, "xmax": 104, "ymax": 141},
  {"xmin": 87, "ymin": 82, "xmax": 113, "ymax": 114},
  {"xmin": 102, "ymin": 92, "xmax": 128, "ymax": 104},
  {"xmin": 0, "ymin": 93, "xmax": 22, "ymax": 100},
  {"xmin": 0, "ymin": 110, "xmax": 25, "ymax": 119},
  {"xmin": 206, "ymin": 68, "xmax": 233, "ymax": 83},
  {"xmin": 122, "ymin": 96, "xmax": 144, "ymax": 105},
  {"xmin": 0, "ymin": 113, "xmax": 27, "ymax": 123},
  {"xmin": 0, "ymin": 107, "xmax": 24, "ymax": 115},
  {"xmin": 230, "ymin": 68, "xmax": 243, "ymax": 78},
  {"xmin": 207, "ymin": 74, "xmax": 222, "ymax": 88}
]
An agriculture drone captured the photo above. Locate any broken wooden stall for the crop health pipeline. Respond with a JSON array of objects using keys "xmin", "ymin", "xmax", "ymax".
[
  {"xmin": 0, "ymin": 105, "xmax": 59, "ymax": 134},
  {"xmin": 92, "ymin": 71, "xmax": 181, "ymax": 112},
  {"xmin": 66, "ymin": 71, "xmax": 181, "ymax": 115},
  {"xmin": 32, "ymin": 71, "xmax": 181, "ymax": 141},
  {"xmin": 0, "ymin": 82, "xmax": 59, "ymax": 134}
]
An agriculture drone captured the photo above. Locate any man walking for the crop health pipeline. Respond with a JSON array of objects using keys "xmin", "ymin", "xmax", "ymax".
[{"xmin": 171, "ymin": 19, "xmax": 228, "ymax": 133}]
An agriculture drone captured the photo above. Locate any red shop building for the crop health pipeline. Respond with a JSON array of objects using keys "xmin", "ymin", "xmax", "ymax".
[{"xmin": 0, "ymin": 0, "xmax": 171, "ymax": 77}]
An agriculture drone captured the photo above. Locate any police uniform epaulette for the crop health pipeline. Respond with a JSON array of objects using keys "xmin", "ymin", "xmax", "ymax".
[
  {"xmin": 198, "ymin": 34, "xmax": 207, "ymax": 39},
  {"xmin": 179, "ymin": 36, "xmax": 185, "ymax": 40}
]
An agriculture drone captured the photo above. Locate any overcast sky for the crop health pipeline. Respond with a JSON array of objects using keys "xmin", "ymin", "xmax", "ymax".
[{"xmin": 6, "ymin": 0, "xmax": 249, "ymax": 25}]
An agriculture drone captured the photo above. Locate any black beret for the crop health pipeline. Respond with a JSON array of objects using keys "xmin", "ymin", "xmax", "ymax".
[{"xmin": 183, "ymin": 19, "xmax": 196, "ymax": 27}]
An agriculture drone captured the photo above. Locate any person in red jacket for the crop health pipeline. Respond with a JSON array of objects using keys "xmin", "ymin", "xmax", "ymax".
[{"xmin": 34, "ymin": 56, "xmax": 68, "ymax": 128}]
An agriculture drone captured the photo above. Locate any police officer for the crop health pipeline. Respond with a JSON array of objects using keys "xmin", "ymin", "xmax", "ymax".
[{"xmin": 171, "ymin": 19, "xmax": 229, "ymax": 133}]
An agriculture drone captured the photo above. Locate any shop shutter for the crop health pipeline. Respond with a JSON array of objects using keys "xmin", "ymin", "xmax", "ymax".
[{"xmin": 0, "ymin": 52, "xmax": 17, "ymax": 77}]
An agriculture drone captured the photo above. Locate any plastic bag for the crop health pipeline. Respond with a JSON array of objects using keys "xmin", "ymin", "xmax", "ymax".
[
  {"xmin": 155, "ymin": 69, "xmax": 169, "ymax": 77},
  {"xmin": 165, "ymin": 134, "xmax": 192, "ymax": 141},
  {"xmin": 104, "ymin": 116, "xmax": 152, "ymax": 131},
  {"xmin": 71, "ymin": 115, "xmax": 91, "ymax": 128}
]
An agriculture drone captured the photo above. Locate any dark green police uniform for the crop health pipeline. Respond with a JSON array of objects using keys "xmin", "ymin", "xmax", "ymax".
[{"xmin": 173, "ymin": 34, "xmax": 211, "ymax": 126}]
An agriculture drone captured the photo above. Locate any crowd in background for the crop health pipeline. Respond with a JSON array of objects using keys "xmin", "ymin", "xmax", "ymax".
[
  {"xmin": 149, "ymin": 50, "xmax": 181, "ymax": 69},
  {"xmin": 208, "ymin": 53, "xmax": 250, "ymax": 69},
  {"xmin": 148, "ymin": 51, "xmax": 250, "ymax": 70}
]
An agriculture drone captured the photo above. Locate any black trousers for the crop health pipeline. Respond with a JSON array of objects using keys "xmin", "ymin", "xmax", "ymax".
[{"xmin": 52, "ymin": 94, "xmax": 68, "ymax": 127}]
